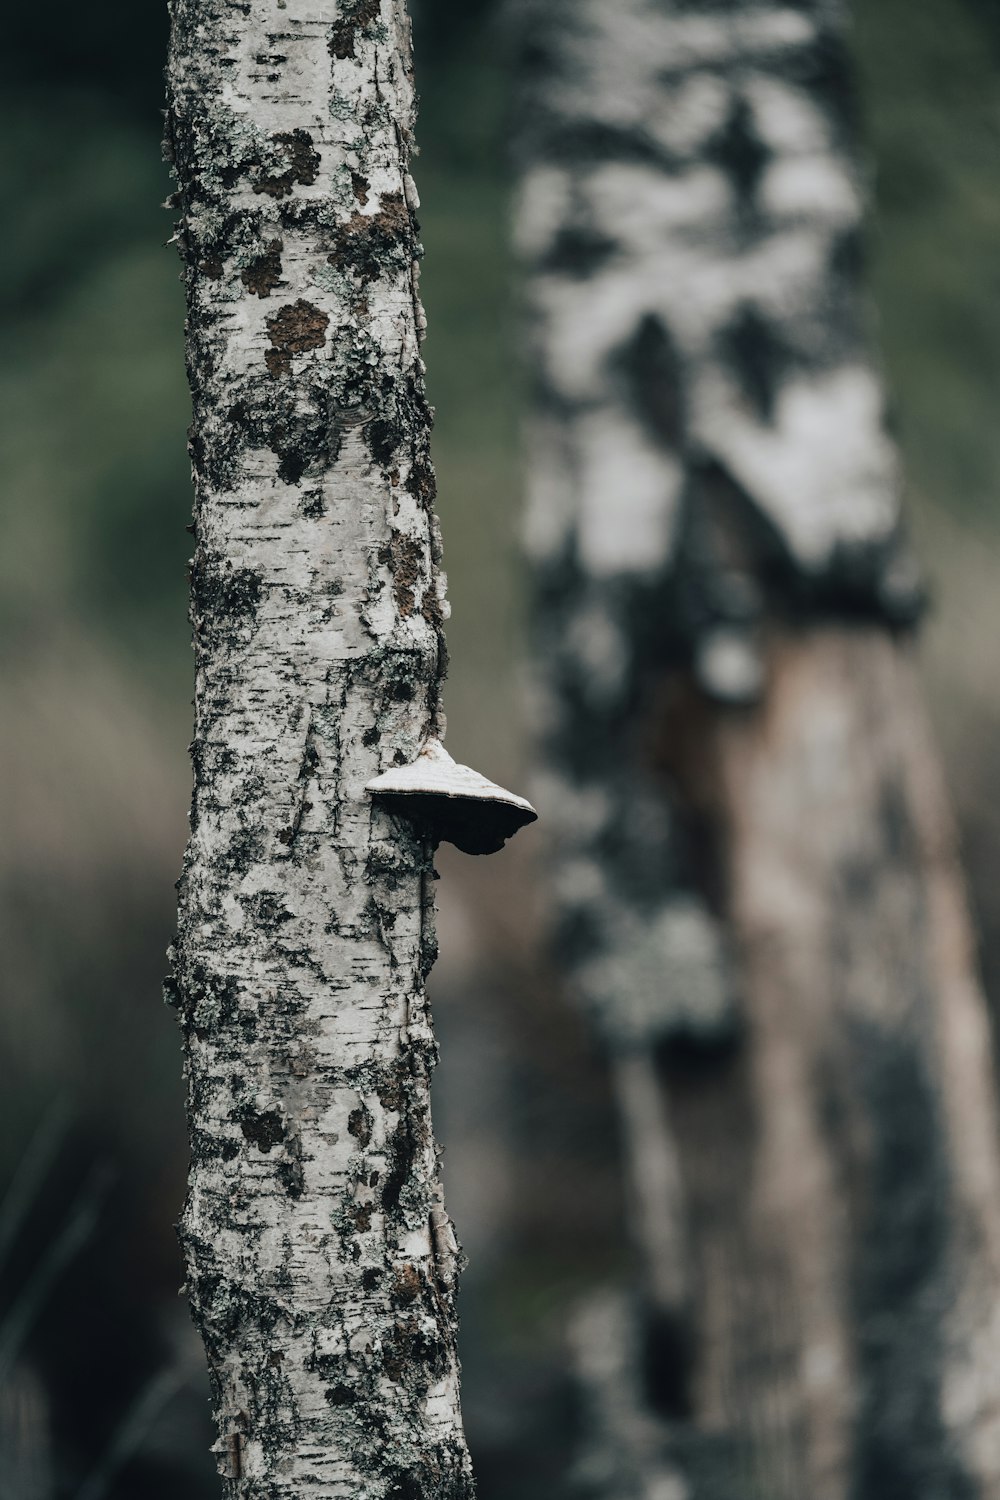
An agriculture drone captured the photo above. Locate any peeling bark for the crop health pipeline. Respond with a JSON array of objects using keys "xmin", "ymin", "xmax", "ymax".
[
  {"xmin": 515, "ymin": 1, "xmax": 1000, "ymax": 1495},
  {"xmin": 165, "ymin": 3, "xmax": 474, "ymax": 1495}
]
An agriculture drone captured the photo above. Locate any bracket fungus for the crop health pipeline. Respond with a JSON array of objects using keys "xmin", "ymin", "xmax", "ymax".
[{"xmin": 366, "ymin": 738, "xmax": 538, "ymax": 855}]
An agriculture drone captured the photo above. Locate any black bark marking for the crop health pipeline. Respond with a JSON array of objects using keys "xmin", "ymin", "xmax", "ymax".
[
  {"xmin": 301, "ymin": 489, "xmax": 326, "ymax": 518},
  {"xmin": 189, "ymin": 554, "xmax": 264, "ymax": 645},
  {"xmin": 380, "ymin": 1077, "xmax": 429, "ymax": 1216},
  {"xmin": 278, "ymin": 730, "xmax": 320, "ymax": 850},
  {"xmin": 540, "ymin": 224, "xmax": 618, "ymax": 278},
  {"xmin": 641, "ymin": 1306, "xmax": 694, "ymax": 1421},
  {"xmin": 405, "ymin": 449, "xmax": 436, "ymax": 507},
  {"xmin": 708, "ymin": 96, "xmax": 769, "ymax": 210},
  {"xmin": 187, "ymin": 1265, "xmax": 284, "ymax": 1359},
  {"xmin": 328, "ymin": 192, "xmax": 414, "ymax": 284},
  {"xmin": 240, "ymin": 890, "xmax": 294, "ymax": 931},
  {"xmin": 268, "ymin": 398, "xmax": 340, "ymax": 487},
  {"xmin": 277, "ymin": 1151, "xmax": 305, "ymax": 1198},
  {"xmin": 329, "ymin": 0, "xmax": 381, "ymax": 61},
  {"xmin": 780, "ymin": 27, "xmax": 859, "ymax": 134},
  {"xmin": 674, "ymin": 460, "xmax": 790, "ymax": 638},
  {"xmin": 537, "ymin": 120, "xmax": 672, "ymax": 169},
  {"xmin": 236, "ymin": 1108, "xmax": 286, "ymax": 1153},
  {"xmin": 614, "ymin": 312, "xmax": 685, "ymax": 449},
  {"xmin": 169, "ymin": 962, "xmax": 244, "ymax": 1039},
  {"xmin": 384, "ymin": 1449, "xmax": 475, "ymax": 1500},
  {"xmin": 361, "ymin": 373, "xmax": 437, "ymax": 513},
  {"xmin": 849, "ymin": 1021, "xmax": 975, "ymax": 1499},
  {"xmin": 366, "ymin": 416, "xmax": 402, "ymax": 468},
  {"xmin": 383, "ymin": 1318, "xmax": 448, "ymax": 1385},
  {"xmin": 219, "ymin": 827, "xmax": 267, "ymax": 878},
  {"xmin": 721, "ymin": 304, "xmax": 794, "ymax": 423}
]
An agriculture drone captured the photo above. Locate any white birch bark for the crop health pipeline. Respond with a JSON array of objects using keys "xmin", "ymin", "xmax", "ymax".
[
  {"xmin": 164, "ymin": 3, "xmax": 476, "ymax": 1495},
  {"xmin": 514, "ymin": 1, "xmax": 1000, "ymax": 1496}
]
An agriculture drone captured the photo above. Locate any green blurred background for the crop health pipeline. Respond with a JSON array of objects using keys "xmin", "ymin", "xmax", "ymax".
[{"xmin": 1, "ymin": 1, "xmax": 1000, "ymax": 1495}]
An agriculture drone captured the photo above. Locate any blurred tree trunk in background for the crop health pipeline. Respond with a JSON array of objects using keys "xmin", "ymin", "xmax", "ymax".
[
  {"xmin": 514, "ymin": 1, "xmax": 1000, "ymax": 1495},
  {"xmin": 0, "ymin": 1368, "xmax": 52, "ymax": 1500},
  {"xmin": 165, "ymin": 1, "xmax": 474, "ymax": 1495}
]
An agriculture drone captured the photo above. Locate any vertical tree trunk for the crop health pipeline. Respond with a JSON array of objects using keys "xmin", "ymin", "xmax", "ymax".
[
  {"xmin": 515, "ymin": 1, "xmax": 1000, "ymax": 1495},
  {"xmin": 165, "ymin": 3, "xmax": 475, "ymax": 1494}
]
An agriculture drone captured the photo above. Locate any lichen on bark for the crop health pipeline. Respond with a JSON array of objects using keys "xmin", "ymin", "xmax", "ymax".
[{"xmin": 164, "ymin": 2, "xmax": 472, "ymax": 1494}]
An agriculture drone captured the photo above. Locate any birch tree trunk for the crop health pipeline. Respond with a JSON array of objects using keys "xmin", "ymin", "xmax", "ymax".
[
  {"xmin": 164, "ymin": 4, "xmax": 476, "ymax": 1494},
  {"xmin": 514, "ymin": 2, "xmax": 1000, "ymax": 1496}
]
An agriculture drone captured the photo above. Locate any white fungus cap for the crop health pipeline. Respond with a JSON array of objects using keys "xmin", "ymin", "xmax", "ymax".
[{"xmin": 366, "ymin": 739, "xmax": 538, "ymax": 855}]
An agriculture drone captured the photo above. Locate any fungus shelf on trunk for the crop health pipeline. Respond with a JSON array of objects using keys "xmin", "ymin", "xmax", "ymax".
[{"xmin": 366, "ymin": 739, "xmax": 537, "ymax": 855}]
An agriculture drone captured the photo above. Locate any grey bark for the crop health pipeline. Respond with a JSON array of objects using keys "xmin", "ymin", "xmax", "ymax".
[
  {"xmin": 0, "ymin": 1368, "xmax": 51, "ymax": 1500},
  {"xmin": 164, "ymin": 3, "xmax": 476, "ymax": 1495},
  {"xmin": 514, "ymin": 1, "xmax": 1000, "ymax": 1496}
]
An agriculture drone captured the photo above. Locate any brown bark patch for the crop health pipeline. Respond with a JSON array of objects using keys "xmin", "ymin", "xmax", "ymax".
[
  {"xmin": 265, "ymin": 300, "xmax": 329, "ymax": 376},
  {"xmin": 348, "ymin": 1104, "xmax": 373, "ymax": 1147},
  {"xmin": 382, "ymin": 533, "xmax": 424, "ymax": 617},
  {"xmin": 421, "ymin": 585, "xmax": 444, "ymax": 630},
  {"xmin": 242, "ymin": 240, "xmax": 283, "ymax": 298},
  {"xmin": 405, "ymin": 450, "xmax": 436, "ymax": 508},
  {"xmin": 254, "ymin": 129, "xmax": 320, "ymax": 198},
  {"xmin": 351, "ymin": 171, "xmax": 370, "ymax": 205},
  {"xmin": 392, "ymin": 1264, "xmax": 422, "ymax": 1306}
]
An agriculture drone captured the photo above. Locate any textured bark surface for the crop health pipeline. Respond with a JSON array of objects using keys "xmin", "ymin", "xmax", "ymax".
[
  {"xmin": 515, "ymin": 0, "xmax": 924, "ymax": 1101},
  {"xmin": 165, "ymin": 3, "xmax": 473, "ymax": 1495},
  {"xmin": 657, "ymin": 629, "xmax": 1000, "ymax": 1497},
  {"xmin": 515, "ymin": 1, "xmax": 1000, "ymax": 1496}
]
